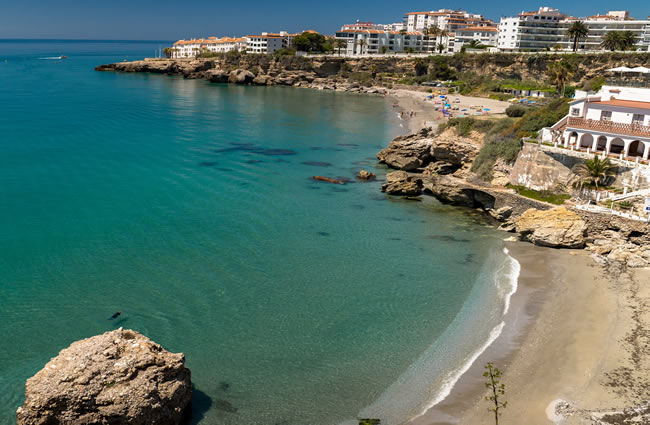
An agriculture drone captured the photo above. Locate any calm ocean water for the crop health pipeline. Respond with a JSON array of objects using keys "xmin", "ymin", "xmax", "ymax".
[{"xmin": 0, "ymin": 40, "xmax": 516, "ymax": 425}]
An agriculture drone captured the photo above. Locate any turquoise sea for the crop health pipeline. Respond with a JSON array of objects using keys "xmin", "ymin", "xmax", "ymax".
[{"xmin": 0, "ymin": 40, "xmax": 518, "ymax": 425}]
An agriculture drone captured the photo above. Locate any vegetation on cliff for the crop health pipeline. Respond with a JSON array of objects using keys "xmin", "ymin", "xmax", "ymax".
[{"xmin": 438, "ymin": 99, "xmax": 569, "ymax": 180}]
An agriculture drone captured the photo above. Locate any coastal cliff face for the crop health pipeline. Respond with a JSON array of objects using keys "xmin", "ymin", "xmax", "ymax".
[
  {"xmin": 377, "ymin": 127, "xmax": 650, "ymax": 262},
  {"xmin": 16, "ymin": 329, "xmax": 192, "ymax": 425},
  {"xmin": 96, "ymin": 52, "xmax": 650, "ymax": 89}
]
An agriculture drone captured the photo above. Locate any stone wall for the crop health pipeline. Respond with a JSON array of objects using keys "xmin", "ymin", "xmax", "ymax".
[{"xmin": 510, "ymin": 144, "xmax": 650, "ymax": 192}]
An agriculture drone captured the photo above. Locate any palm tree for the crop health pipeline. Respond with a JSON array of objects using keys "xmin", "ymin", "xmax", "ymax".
[
  {"xmin": 547, "ymin": 60, "xmax": 574, "ymax": 97},
  {"xmin": 437, "ymin": 43, "xmax": 445, "ymax": 54},
  {"xmin": 571, "ymin": 156, "xmax": 617, "ymax": 190},
  {"xmin": 357, "ymin": 38, "xmax": 366, "ymax": 55},
  {"xmin": 466, "ymin": 40, "xmax": 484, "ymax": 49},
  {"xmin": 619, "ymin": 31, "xmax": 638, "ymax": 50},
  {"xmin": 335, "ymin": 39, "xmax": 347, "ymax": 56},
  {"xmin": 600, "ymin": 31, "xmax": 637, "ymax": 51},
  {"xmin": 438, "ymin": 29, "xmax": 449, "ymax": 50},
  {"xmin": 566, "ymin": 21, "xmax": 589, "ymax": 52}
]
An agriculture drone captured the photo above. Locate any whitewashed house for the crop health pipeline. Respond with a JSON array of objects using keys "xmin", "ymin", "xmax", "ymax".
[
  {"xmin": 550, "ymin": 86, "xmax": 650, "ymax": 160},
  {"xmin": 171, "ymin": 37, "xmax": 247, "ymax": 58}
]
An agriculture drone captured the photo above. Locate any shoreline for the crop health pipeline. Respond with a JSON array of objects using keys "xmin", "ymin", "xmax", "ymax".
[
  {"xmin": 409, "ymin": 241, "xmax": 650, "ymax": 425},
  {"xmin": 375, "ymin": 90, "xmax": 650, "ymax": 424}
]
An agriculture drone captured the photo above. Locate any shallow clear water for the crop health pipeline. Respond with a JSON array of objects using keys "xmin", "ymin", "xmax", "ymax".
[{"xmin": 0, "ymin": 41, "xmax": 512, "ymax": 425}]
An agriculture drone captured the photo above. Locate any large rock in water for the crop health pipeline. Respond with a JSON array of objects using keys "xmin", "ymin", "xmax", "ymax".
[
  {"xmin": 228, "ymin": 69, "xmax": 255, "ymax": 84},
  {"xmin": 376, "ymin": 128, "xmax": 433, "ymax": 171},
  {"xmin": 16, "ymin": 329, "xmax": 192, "ymax": 425},
  {"xmin": 381, "ymin": 171, "xmax": 422, "ymax": 196},
  {"xmin": 514, "ymin": 207, "xmax": 587, "ymax": 248}
]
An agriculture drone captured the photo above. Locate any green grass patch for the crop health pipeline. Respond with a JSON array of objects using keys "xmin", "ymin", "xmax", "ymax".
[{"xmin": 506, "ymin": 184, "xmax": 570, "ymax": 205}]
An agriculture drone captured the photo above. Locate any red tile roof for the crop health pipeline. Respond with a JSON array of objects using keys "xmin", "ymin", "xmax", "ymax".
[{"xmin": 591, "ymin": 99, "xmax": 650, "ymax": 110}]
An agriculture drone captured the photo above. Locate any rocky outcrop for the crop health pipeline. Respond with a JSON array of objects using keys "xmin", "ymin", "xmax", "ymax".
[
  {"xmin": 229, "ymin": 69, "xmax": 255, "ymax": 84},
  {"xmin": 357, "ymin": 170, "xmax": 376, "ymax": 180},
  {"xmin": 514, "ymin": 207, "xmax": 587, "ymax": 248},
  {"xmin": 377, "ymin": 128, "xmax": 434, "ymax": 171},
  {"xmin": 16, "ymin": 329, "xmax": 192, "ymax": 425},
  {"xmin": 381, "ymin": 171, "xmax": 423, "ymax": 196},
  {"xmin": 205, "ymin": 69, "xmax": 229, "ymax": 83}
]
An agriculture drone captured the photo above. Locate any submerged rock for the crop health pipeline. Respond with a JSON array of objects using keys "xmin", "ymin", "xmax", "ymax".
[
  {"xmin": 16, "ymin": 329, "xmax": 192, "ymax": 425},
  {"xmin": 514, "ymin": 207, "xmax": 587, "ymax": 249}
]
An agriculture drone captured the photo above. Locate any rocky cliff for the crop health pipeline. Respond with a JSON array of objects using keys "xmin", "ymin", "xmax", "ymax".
[
  {"xmin": 16, "ymin": 329, "xmax": 192, "ymax": 425},
  {"xmin": 96, "ymin": 52, "xmax": 650, "ymax": 89}
]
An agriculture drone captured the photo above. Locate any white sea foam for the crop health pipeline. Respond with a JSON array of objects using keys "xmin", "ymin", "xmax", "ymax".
[{"xmin": 357, "ymin": 248, "xmax": 521, "ymax": 425}]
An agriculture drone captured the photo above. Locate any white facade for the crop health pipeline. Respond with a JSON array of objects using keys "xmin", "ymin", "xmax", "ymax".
[
  {"xmin": 334, "ymin": 30, "xmax": 429, "ymax": 55},
  {"xmin": 245, "ymin": 31, "xmax": 298, "ymax": 54},
  {"xmin": 498, "ymin": 8, "xmax": 650, "ymax": 51},
  {"xmin": 404, "ymin": 10, "xmax": 496, "ymax": 52},
  {"xmin": 451, "ymin": 26, "xmax": 499, "ymax": 52},
  {"xmin": 556, "ymin": 86, "xmax": 650, "ymax": 159},
  {"xmin": 171, "ymin": 37, "xmax": 247, "ymax": 58}
]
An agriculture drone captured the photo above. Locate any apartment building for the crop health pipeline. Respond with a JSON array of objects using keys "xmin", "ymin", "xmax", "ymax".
[
  {"xmin": 404, "ymin": 9, "xmax": 496, "ymax": 52},
  {"xmin": 171, "ymin": 37, "xmax": 247, "ymax": 58},
  {"xmin": 498, "ymin": 8, "xmax": 650, "ymax": 51},
  {"xmin": 334, "ymin": 30, "xmax": 428, "ymax": 55},
  {"xmin": 245, "ymin": 31, "xmax": 298, "ymax": 54},
  {"xmin": 341, "ymin": 21, "xmax": 405, "ymax": 32},
  {"xmin": 450, "ymin": 26, "xmax": 499, "ymax": 52}
]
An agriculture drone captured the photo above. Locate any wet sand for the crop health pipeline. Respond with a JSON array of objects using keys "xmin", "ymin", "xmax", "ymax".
[{"xmin": 408, "ymin": 241, "xmax": 650, "ymax": 425}]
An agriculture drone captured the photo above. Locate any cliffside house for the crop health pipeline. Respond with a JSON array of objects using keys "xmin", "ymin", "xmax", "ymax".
[{"xmin": 548, "ymin": 86, "xmax": 650, "ymax": 161}]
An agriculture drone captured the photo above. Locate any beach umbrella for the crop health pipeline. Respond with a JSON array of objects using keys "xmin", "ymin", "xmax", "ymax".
[
  {"xmin": 607, "ymin": 66, "xmax": 633, "ymax": 72},
  {"xmin": 483, "ymin": 108, "xmax": 490, "ymax": 111},
  {"xmin": 439, "ymin": 95, "xmax": 446, "ymax": 98},
  {"xmin": 461, "ymin": 109, "xmax": 467, "ymax": 111},
  {"xmin": 630, "ymin": 66, "xmax": 650, "ymax": 74}
]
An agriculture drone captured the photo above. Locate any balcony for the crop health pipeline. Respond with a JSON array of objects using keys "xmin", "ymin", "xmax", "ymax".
[{"xmin": 567, "ymin": 117, "xmax": 650, "ymax": 138}]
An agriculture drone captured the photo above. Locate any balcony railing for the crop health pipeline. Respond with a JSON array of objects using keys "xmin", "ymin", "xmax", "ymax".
[{"xmin": 567, "ymin": 117, "xmax": 650, "ymax": 138}]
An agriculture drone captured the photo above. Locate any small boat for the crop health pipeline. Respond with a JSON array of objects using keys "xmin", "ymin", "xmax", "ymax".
[{"xmin": 60, "ymin": 56, "xmax": 68, "ymax": 59}]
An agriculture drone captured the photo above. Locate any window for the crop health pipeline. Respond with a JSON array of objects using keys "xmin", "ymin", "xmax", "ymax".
[
  {"xmin": 633, "ymin": 114, "xmax": 645, "ymax": 125},
  {"xmin": 571, "ymin": 108, "xmax": 580, "ymax": 116},
  {"xmin": 601, "ymin": 110, "xmax": 612, "ymax": 121}
]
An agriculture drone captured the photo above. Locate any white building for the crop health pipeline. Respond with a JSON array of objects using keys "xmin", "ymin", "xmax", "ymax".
[
  {"xmin": 497, "ymin": 7, "xmax": 566, "ymax": 51},
  {"xmin": 450, "ymin": 26, "xmax": 499, "ymax": 52},
  {"xmin": 341, "ymin": 21, "xmax": 405, "ymax": 32},
  {"xmin": 404, "ymin": 9, "xmax": 496, "ymax": 52},
  {"xmin": 334, "ymin": 30, "xmax": 428, "ymax": 55},
  {"xmin": 550, "ymin": 85, "xmax": 650, "ymax": 159},
  {"xmin": 171, "ymin": 37, "xmax": 247, "ymax": 58},
  {"xmin": 245, "ymin": 31, "xmax": 299, "ymax": 54},
  {"xmin": 498, "ymin": 8, "xmax": 650, "ymax": 51}
]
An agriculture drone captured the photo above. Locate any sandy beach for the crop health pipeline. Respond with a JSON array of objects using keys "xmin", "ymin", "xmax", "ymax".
[
  {"xmin": 387, "ymin": 88, "xmax": 510, "ymax": 132},
  {"xmin": 406, "ymin": 241, "xmax": 650, "ymax": 425},
  {"xmin": 379, "ymin": 87, "xmax": 650, "ymax": 425}
]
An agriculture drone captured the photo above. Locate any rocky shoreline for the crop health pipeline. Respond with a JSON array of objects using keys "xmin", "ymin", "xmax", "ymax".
[
  {"xmin": 96, "ymin": 58, "xmax": 390, "ymax": 94},
  {"xmin": 376, "ymin": 126, "xmax": 650, "ymax": 269}
]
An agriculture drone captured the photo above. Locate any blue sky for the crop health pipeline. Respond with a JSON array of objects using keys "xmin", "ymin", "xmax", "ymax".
[{"xmin": 1, "ymin": 0, "xmax": 648, "ymax": 40}]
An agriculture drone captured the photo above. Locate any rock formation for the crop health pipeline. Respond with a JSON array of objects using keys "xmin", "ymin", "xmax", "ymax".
[
  {"xmin": 381, "ymin": 171, "xmax": 423, "ymax": 196},
  {"xmin": 357, "ymin": 170, "xmax": 376, "ymax": 180},
  {"xmin": 228, "ymin": 69, "xmax": 255, "ymax": 84},
  {"xmin": 16, "ymin": 329, "xmax": 192, "ymax": 425},
  {"xmin": 376, "ymin": 128, "xmax": 433, "ymax": 171},
  {"xmin": 514, "ymin": 207, "xmax": 587, "ymax": 248}
]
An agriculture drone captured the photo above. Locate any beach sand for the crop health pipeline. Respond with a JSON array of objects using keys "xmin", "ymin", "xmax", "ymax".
[
  {"xmin": 387, "ymin": 89, "xmax": 510, "ymax": 132},
  {"xmin": 408, "ymin": 242, "xmax": 650, "ymax": 425}
]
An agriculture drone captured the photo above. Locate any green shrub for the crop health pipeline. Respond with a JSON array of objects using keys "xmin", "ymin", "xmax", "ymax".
[
  {"xmin": 505, "ymin": 104, "xmax": 528, "ymax": 117},
  {"xmin": 506, "ymin": 185, "xmax": 570, "ymax": 205}
]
